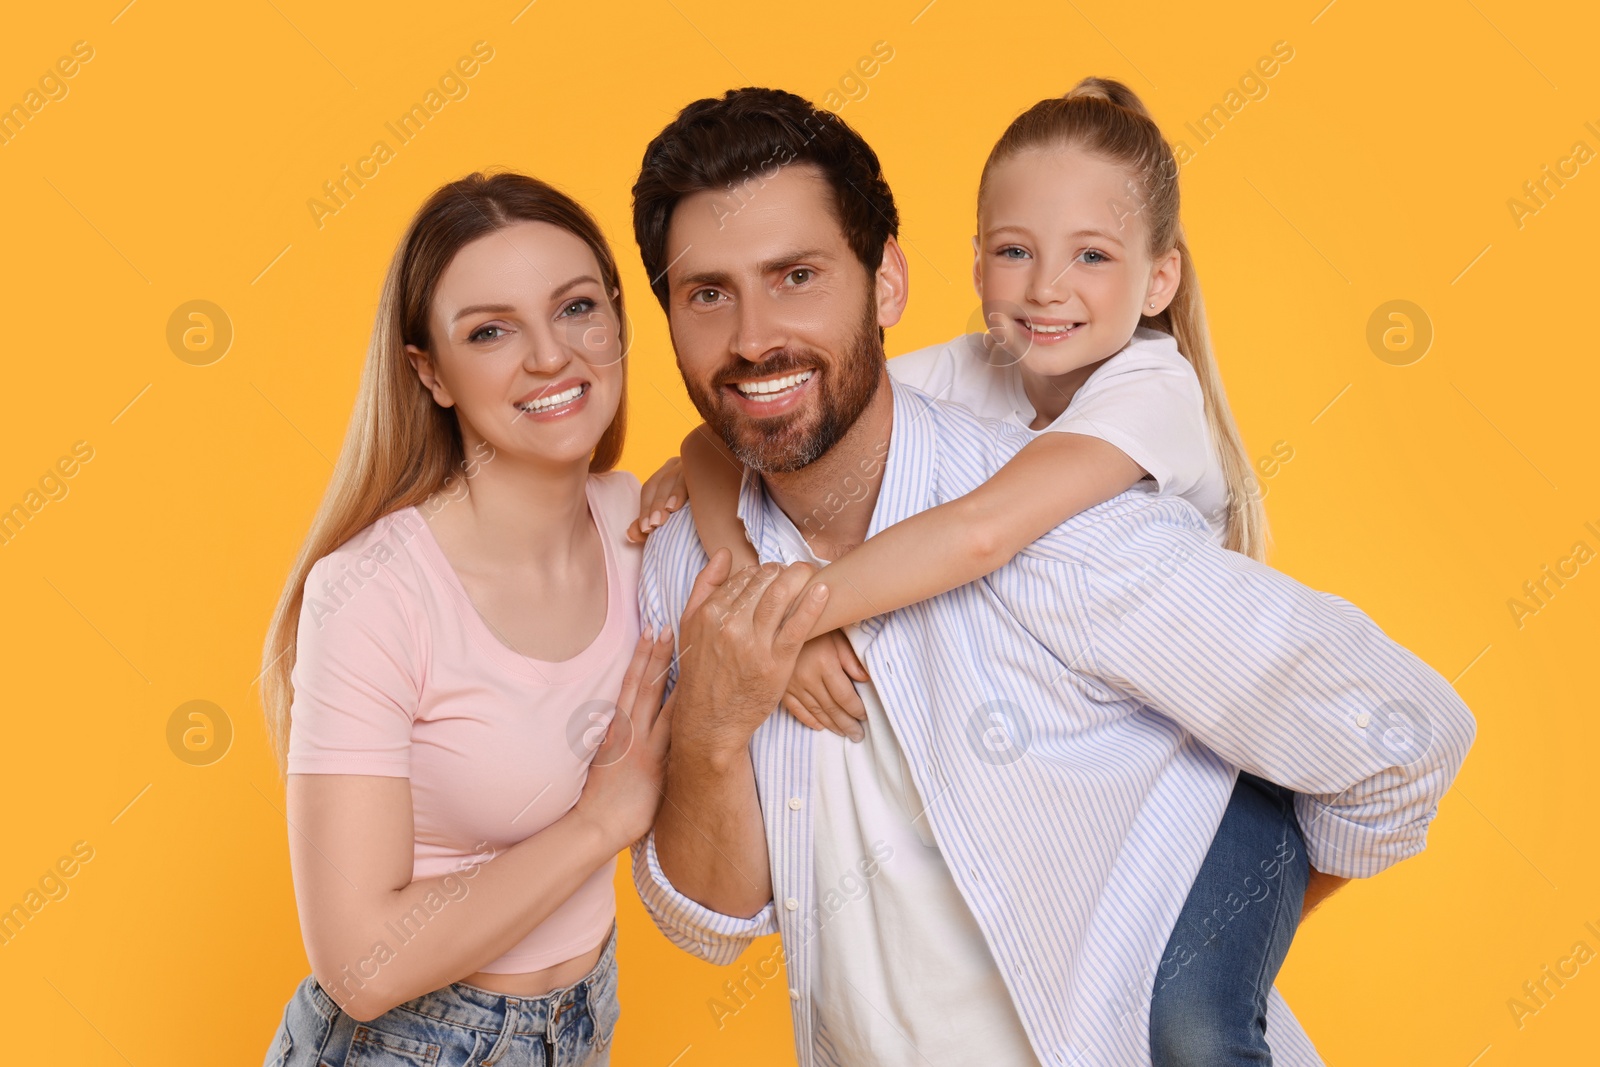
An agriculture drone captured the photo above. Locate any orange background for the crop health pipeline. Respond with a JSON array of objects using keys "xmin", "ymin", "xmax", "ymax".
[{"xmin": 1, "ymin": 1, "xmax": 1596, "ymax": 1063}]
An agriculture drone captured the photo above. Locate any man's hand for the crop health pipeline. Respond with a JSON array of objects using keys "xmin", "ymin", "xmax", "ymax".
[{"xmin": 672, "ymin": 550, "xmax": 830, "ymax": 764}]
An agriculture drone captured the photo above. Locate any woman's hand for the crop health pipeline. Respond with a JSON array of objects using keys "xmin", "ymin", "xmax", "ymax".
[
  {"xmin": 574, "ymin": 628, "xmax": 677, "ymax": 850},
  {"xmin": 627, "ymin": 456, "xmax": 686, "ymax": 543},
  {"xmin": 781, "ymin": 632, "xmax": 869, "ymax": 742}
]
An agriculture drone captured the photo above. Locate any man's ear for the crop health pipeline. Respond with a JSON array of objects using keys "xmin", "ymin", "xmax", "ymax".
[
  {"xmin": 875, "ymin": 236, "xmax": 910, "ymax": 331},
  {"xmin": 405, "ymin": 343, "xmax": 455, "ymax": 408}
]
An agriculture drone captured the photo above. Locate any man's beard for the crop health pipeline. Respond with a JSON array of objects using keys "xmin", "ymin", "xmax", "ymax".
[{"xmin": 680, "ymin": 297, "xmax": 883, "ymax": 475}]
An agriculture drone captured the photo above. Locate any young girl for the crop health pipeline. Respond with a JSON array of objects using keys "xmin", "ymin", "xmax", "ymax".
[
  {"xmin": 259, "ymin": 172, "xmax": 674, "ymax": 1067},
  {"xmin": 634, "ymin": 78, "xmax": 1313, "ymax": 1064}
]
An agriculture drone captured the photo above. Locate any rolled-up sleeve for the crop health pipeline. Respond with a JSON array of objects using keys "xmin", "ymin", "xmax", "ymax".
[
  {"xmin": 629, "ymin": 515, "xmax": 779, "ymax": 961},
  {"xmin": 629, "ymin": 831, "xmax": 778, "ymax": 965},
  {"xmin": 1068, "ymin": 497, "xmax": 1477, "ymax": 878}
]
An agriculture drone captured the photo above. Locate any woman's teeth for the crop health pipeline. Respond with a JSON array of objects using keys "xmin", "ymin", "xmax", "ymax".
[
  {"xmin": 734, "ymin": 370, "xmax": 813, "ymax": 399},
  {"xmin": 517, "ymin": 384, "xmax": 585, "ymax": 413}
]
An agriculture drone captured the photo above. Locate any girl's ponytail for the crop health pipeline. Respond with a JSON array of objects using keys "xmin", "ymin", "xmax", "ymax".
[
  {"xmin": 1156, "ymin": 232, "xmax": 1268, "ymax": 560},
  {"xmin": 979, "ymin": 78, "xmax": 1269, "ymax": 562}
]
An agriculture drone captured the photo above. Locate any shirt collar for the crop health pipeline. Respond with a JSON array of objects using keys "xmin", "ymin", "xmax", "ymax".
[{"xmin": 734, "ymin": 376, "xmax": 944, "ymax": 602}]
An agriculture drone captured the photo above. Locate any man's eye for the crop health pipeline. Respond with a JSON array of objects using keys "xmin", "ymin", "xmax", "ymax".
[
  {"xmin": 786, "ymin": 268, "xmax": 812, "ymax": 285},
  {"xmin": 692, "ymin": 289, "xmax": 722, "ymax": 305}
]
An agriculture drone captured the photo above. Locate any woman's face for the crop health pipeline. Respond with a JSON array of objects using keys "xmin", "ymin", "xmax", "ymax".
[{"xmin": 407, "ymin": 220, "xmax": 625, "ymax": 472}]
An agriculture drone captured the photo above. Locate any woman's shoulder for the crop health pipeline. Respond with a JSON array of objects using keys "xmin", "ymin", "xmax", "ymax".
[
  {"xmin": 587, "ymin": 469, "xmax": 644, "ymax": 563},
  {"xmin": 310, "ymin": 508, "xmax": 426, "ymax": 573},
  {"xmin": 588, "ymin": 468, "xmax": 642, "ymax": 518},
  {"xmin": 303, "ymin": 507, "xmax": 436, "ymax": 619}
]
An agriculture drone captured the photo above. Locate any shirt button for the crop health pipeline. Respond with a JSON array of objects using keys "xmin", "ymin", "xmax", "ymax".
[
  {"xmin": 788, "ymin": 797, "xmax": 803, "ymax": 811},
  {"xmin": 790, "ymin": 988, "xmax": 801, "ymax": 1000},
  {"xmin": 1355, "ymin": 713, "xmax": 1371, "ymax": 728},
  {"xmin": 785, "ymin": 897, "xmax": 799, "ymax": 911}
]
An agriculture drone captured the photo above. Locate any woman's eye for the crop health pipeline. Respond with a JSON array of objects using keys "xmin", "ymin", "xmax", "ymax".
[
  {"xmin": 785, "ymin": 268, "xmax": 812, "ymax": 285},
  {"xmin": 558, "ymin": 298, "xmax": 596, "ymax": 317},
  {"xmin": 468, "ymin": 324, "xmax": 507, "ymax": 342}
]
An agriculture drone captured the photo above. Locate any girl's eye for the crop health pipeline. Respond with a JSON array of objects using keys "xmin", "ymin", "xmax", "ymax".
[
  {"xmin": 996, "ymin": 246, "xmax": 1029, "ymax": 260},
  {"xmin": 1080, "ymin": 249, "xmax": 1110, "ymax": 264},
  {"xmin": 468, "ymin": 324, "xmax": 507, "ymax": 343},
  {"xmin": 785, "ymin": 268, "xmax": 813, "ymax": 285},
  {"xmin": 558, "ymin": 297, "xmax": 596, "ymax": 317}
]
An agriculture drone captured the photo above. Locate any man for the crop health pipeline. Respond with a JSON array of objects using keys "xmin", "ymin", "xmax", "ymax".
[{"xmin": 626, "ymin": 87, "xmax": 1474, "ymax": 1066}]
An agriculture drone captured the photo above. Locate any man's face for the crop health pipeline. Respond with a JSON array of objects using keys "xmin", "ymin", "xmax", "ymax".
[{"xmin": 662, "ymin": 163, "xmax": 891, "ymax": 474}]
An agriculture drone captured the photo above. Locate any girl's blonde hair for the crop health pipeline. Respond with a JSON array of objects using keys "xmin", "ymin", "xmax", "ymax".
[
  {"xmin": 259, "ymin": 171, "xmax": 629, "ymax": 770},
  {"xmin": 978, "ymin": 77, "xmax": 1268, "ymax": 561}
]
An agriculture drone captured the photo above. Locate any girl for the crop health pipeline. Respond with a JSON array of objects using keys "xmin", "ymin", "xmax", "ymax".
[
  {"xmin": 635, "ymin": 79, "xmax": 1312, "ymax": 1064},
  {"xmin": 259, "ymin": 172, "xmax": 673, "ymax": 1067}
]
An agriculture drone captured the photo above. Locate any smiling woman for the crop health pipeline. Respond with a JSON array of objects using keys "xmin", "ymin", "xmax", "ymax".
[{"xmin": 256, "ymin": 171, "xmax": 672, "ymax": 1067}]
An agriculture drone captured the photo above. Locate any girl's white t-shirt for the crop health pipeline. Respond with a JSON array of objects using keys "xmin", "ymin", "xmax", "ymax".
[{"xmin": 887, "ymin": 326, "xmax": 1229, "ymax": 545}]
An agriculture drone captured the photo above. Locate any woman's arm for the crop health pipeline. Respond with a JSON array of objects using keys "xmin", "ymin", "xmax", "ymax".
[
  {"xmin": 288, "ymin": 632, "xmax": 674, "ymax": 1022},
  {"xmin": 681, "ymin": 425, "xmax": 761, "ymax": 571},
  {"xmin": 799, "ymin": 431, "xmax": 1144, "ymax": 636}
]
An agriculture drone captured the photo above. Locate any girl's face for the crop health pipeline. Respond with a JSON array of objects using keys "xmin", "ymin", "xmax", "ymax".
[
  {"xmin": 974, "ymin": 145, "xmax": 1180, "ymax": 378},
  {"xmin": 407, "ymin": 220, "xmax": 625, "ymax": 473}
]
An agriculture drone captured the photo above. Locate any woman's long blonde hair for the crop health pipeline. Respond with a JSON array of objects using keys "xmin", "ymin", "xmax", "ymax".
[
  {"xmin": 260, "ymin": 171, "xmax": 630, "ymax": 770},
  {"xmin": 978, "ymin": 77, "xmax": 1268, "ymax": 561}
]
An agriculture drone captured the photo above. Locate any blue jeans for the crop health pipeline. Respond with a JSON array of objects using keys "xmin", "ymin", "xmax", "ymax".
[
  {"xmin": 263, "ymin": 922, "xmax": 620, "ymax": 1067},
  {"xmin": 1149, "ymin": 773, "xmax": 1309, "ymax": 1066}
]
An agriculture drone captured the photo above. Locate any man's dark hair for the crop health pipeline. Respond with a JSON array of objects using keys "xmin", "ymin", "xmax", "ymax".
[{"xmin": 632, "ymin": 87, "xmax": 899, "ymax": 309}]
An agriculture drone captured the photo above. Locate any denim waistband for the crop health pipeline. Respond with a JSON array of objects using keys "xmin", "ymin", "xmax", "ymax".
[{"xmin": 305, "ymin": 920, "xmax": 617, "ymax": 1037}]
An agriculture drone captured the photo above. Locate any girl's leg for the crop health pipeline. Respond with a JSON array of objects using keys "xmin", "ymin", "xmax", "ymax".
[{"xmin": 1148, "ymin": 772, "xmax": 1310, "ymax": 1067}]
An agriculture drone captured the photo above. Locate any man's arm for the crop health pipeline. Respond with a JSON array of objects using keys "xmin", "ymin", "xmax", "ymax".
[
  {"xmin": 630, "ymin": 541, "xmax": 826, "ymax": 960},
  {"xmin": 1036, "ymin": 496, "xmax": 1477, "ymax": 881}
]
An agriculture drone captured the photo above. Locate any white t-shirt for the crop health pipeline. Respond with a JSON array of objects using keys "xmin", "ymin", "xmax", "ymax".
[
  {"xmin": 764, "ymin": 519, "xmax": 1043, "ymax": 1067},
  {"xmin": 888, "ymin": 327, "xmax": 1229, "ymax": 544}
]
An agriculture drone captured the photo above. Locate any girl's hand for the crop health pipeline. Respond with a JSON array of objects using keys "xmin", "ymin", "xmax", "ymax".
[
  {"xmin": 627, "ymin": 456, "xmax": 686, "ymax": 543},
  {"xmin": 781, "ymin": 631, "xmax": 870, "ymax": 743},
  {"xmin": 575, "ymin": 628, "xmax": 677, "ymax": 850}
]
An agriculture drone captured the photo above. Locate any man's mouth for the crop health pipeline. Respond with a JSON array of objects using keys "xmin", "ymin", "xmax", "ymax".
[{"xmin": 728, "ymin": 369, "xmax": 814, "ymax": 403}]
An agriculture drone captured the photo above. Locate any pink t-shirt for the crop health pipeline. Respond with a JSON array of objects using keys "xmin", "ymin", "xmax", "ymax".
[{"xmin": 286, "ymin": 470, "xmax": 643, "ymax": 973}]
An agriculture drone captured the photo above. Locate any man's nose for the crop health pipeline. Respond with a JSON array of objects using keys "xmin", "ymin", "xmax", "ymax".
[{"xmin": 731, "ymin": 293, "xmax": 789, "ymax": 364}]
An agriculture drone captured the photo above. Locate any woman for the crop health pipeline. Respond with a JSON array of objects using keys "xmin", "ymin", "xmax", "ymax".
[{"xmin": 258, "ymin": 171, "xmax": 674, "ymax": 1067}]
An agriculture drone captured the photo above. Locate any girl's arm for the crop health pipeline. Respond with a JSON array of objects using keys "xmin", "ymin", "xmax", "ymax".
[
  {"xmin": 288, "ymin": 631, "xmax": 674, "ymax": 1022},
  {"xmin": 798, "ymin": 431, "xmax": 1145, "ymax": 637},
  {"xmin": 681, "ymin": 425, "xmax": 762, "ymax": 572}
]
